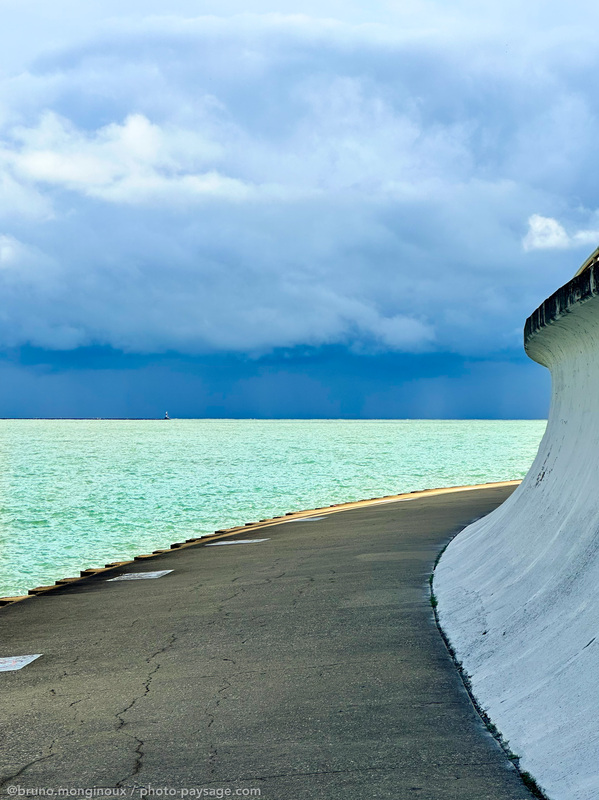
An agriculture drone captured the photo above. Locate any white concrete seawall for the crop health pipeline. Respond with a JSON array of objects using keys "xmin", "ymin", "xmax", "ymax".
[{"xmin": 435, "ymin": 261, "xmax": 599, "ymax": 800}]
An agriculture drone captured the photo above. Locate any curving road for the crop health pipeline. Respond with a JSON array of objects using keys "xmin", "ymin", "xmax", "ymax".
[{"xmin": 0, "ymin": 485, "xmax": 533, "ymax": 799}]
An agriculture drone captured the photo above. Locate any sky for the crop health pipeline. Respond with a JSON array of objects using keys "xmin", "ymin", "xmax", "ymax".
[{"xmin": 0, "ymin": 1, "xmax": 596, "ymax": 418}]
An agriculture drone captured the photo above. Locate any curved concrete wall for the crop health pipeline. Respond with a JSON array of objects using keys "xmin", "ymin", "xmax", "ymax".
[{"xmin": 435, "ymin": 262, "xmax": 599, "ymax": 800}]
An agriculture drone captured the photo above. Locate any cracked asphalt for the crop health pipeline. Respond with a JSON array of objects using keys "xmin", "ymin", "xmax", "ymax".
[{"xmin": 0, "ymin": 485, "xmax": 535, "ymax": 799}]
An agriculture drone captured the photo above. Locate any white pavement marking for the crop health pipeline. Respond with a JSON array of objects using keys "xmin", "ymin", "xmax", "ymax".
[
  {"xmin": 286, "ymin": 516, "xmax": 326, "ymax": 522},
  {"xmin": 108, "ymin": 570, "xmax": 173, "ymax": 581},
  {"xmin": 205, "ymin": 539, "xmax": 270, "ymax": 546},
  {"xmin": 0, "ymin": 654, "xmax": 42, "ymax": 672}
]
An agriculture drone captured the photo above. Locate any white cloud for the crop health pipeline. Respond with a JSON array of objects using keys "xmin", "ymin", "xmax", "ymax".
[
  {"xmin": 572, "ymin": 229, "xmax": 599, "ymax": 247},
  {"xmin": 523, "ymin": 214, "xmax": 599, "ymax": 252},
  {"xmin": 14, "ymin": 112, "xmax": 161, "ymax": 186},
  {"xmin": 523, "ymin": 214, "xmax": 570, "ymax": 251},
  {"xmin": 5, "ymin": 112, "xmax": 249, "ymax": 205}
]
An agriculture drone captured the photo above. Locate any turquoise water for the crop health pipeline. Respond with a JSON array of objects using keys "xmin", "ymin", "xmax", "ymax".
[{"xmin": 0, "ymin": 419, "xmax": 546, "ymax": 597}]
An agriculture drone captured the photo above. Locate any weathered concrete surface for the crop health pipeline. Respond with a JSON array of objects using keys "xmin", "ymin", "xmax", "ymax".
[
  {"xmin": 437, "ymin": 262, "xmax": 599, "ymax": 800},
  {"xmin": 0, "ymin": 486, "xmax": 532, "ymax": 799},
  {"xmin": 524, "ymin": 258, "xmax": 599, "ymax": 351}
]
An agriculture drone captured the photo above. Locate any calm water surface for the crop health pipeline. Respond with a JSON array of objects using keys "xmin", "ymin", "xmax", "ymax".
[{"xmin": 0, "ymin": 419, "xmax": 546, "ymax": 597}]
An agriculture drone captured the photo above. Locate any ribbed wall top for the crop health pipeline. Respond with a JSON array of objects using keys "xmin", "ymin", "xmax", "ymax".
[{"xmin": 524, "ymin": 262, "xmax": 599, "ymax": 347}]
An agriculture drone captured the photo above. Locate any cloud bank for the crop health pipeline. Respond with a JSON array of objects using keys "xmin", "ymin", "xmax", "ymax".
[{"xmin": 0, "ymin": 5, "xmax": 597, "ymax": 365}]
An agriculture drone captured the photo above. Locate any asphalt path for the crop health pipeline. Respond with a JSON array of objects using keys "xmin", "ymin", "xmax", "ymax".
[{"xmin": 0, "ymin": 485, "xmax": 534, "ymax": 799}]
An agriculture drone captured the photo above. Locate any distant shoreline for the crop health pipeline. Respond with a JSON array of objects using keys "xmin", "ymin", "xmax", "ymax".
[{"xmin": 0, "ymin": 416, "xmax": 548, "ymax": 421}]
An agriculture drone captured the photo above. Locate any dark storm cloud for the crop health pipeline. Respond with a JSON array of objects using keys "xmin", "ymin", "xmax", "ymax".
[
  {"xmin": 0, "ymin": 6, "xmax": 597, "ymax": 364},
  {"xmin": 0, "ymin": 346, "xmax": 550, "ymax": 419}
]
